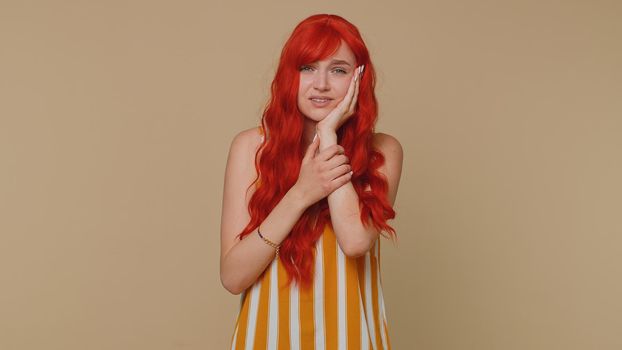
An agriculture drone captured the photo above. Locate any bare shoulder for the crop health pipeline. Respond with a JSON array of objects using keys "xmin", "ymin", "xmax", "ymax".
[
  {"xmin": 230, "ymin": 126, "xmax": 264, "ymax": 153},
  {"xmin": 224, "ymin": 126, "xmax": 264, "ymax": 196},
  {"xmin": 371, "ymin": 132, "xmax": 403, "ymax": 206},
  {"xmin": 372, "ymin": 132, "xmax": 403, "ymax": 160}
]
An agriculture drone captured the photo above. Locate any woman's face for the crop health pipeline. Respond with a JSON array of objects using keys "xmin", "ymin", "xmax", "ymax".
[{"xmin": 297, "ymin": 41, "xmax": 357, "ymax": 121}]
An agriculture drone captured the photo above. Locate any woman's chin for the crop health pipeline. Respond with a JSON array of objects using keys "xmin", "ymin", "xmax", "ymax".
[{"xmin": 302, "ymin": 112, "xmax": 328, "ymax": 122}]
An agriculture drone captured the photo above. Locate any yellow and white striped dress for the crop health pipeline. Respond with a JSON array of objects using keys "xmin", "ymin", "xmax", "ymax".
[{"xmin": 229, "ymin": 223, "xmax": 392, "ymax": 349}]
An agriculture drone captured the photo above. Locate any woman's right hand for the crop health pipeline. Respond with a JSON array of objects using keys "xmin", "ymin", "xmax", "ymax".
[{"xmin": 291, "ymin": 135, "xmax": 353, "ymax": 207}]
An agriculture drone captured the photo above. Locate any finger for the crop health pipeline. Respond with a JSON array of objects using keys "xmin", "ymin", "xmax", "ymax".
[
  {"xmin": 327, "ymin": 163, "xmax": 352, "ymax": 181},
  {"xmin": 335, "ymin": 67, "xmax": 358, "ymax": 111},
  {"xmin": 317, "ymin": 144, "xmax": 345, "ymax": 161},
  {"xmin": 347, "ymin": 66, "xmax": 359, "ymax": 100},
  {"xmin": 346, "ymin": 85, "xmax": 359, "ymax": 117},
  {"xmin": 329, "ymin": 169, "xmax": 354, "ymax": 192},
  {"xmin": 329, "ymin": 67, "xmax": 359, "ymax": 130},
  {"xmin": 339, "ymin": 67, "xmax": 360, "ymax": 127},
  {"xmin": 304, "ymin": 133, "xmax": 320, "ymax": 160},
  {"xmin": 353, "ymin": 66, "xmax": 362, "ymax": 105},
  {"xmin": 325, "ymin": 153, "xmax": 349, "ymax": 170},
  {"xmin": 348, "ymin": 66, "xmax": 362, "ymax": 114}
]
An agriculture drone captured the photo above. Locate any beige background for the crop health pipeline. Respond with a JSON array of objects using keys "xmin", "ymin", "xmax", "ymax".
[{"xmin": 1, "ymin": 0, "xmax": 621, "ymax": 349}]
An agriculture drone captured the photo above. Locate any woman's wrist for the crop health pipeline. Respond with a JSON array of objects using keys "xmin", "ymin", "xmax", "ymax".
[
  {"xmin": 285, "ymin": 185, "xmax": 313, "ymax": 212},
  {"xmin": 315, "ymin": 127, "xmax": 337, "ymax": 149},
  {"xmin": 315, "ymin": 124, "xmax": 336, "ymax": 136}
]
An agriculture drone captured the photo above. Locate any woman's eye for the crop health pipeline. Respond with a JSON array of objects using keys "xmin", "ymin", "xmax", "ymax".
[{"xmin": 299, "ymin": 66, "xmax": 348, "ymax": 74}]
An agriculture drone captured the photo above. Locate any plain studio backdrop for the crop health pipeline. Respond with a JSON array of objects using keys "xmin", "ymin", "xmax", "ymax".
[{"xmin": 1, "ymin": 0, "xmax": 621, "ymax": 349}]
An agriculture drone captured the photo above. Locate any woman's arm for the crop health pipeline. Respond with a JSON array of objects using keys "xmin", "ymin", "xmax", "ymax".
[
  {"xmin": 220, "ymin": 127, "xmax": 352, "ymax": 294},
  {"xmin": 318, "ymin": 129, "xmax": 403, "ymax": 257},
  {"xmin": 220, "ymin": 128, "xmax": 308, "ymax": 295}
]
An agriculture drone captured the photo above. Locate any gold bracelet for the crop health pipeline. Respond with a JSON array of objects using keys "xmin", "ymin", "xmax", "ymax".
[{"xmin": 257, "ymin": 227, "xmax": 280, "ymax": 257}]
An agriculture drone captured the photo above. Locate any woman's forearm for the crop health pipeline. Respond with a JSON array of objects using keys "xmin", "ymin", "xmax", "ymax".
[
  {"xmin": 220, "ymin": 188, "xmax": 308, "ymax": 294},
  {"xmin": 318, "ymin": 129, "xmax": 379, "ymax": 257},
  {"xmin": 327, "ymin": 181, "xmax": 379, "ymax": 257}
]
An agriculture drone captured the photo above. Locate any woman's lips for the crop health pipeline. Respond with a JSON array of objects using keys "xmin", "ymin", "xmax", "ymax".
[{"xmin": 310, "ymin": 98, "xmax": 332, "ymax": 108}]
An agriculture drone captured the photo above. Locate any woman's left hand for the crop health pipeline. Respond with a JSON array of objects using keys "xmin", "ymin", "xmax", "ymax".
[{"xmin": 316, "ymin": 65, "xmax": 364, "ymax": 134}]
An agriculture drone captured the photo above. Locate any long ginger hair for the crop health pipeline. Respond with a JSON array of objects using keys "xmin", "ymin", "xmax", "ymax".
[{"xmin": 237, "ymin": 14, "xmax": 396, "ymax": 288}]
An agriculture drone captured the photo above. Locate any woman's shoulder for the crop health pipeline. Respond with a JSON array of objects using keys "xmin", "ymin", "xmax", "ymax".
[
  {"xmin": 225, "ymin": 126, "xmax": 264, "ymax": 189},
  {"xmin": 371, "ymin": 132, "xmax": 403, "ymax": 205},
  {"xmin": 226, "ymin": 126, "xmax": 264, "ymax": 175},
  {"xmin": 372, "ymin": 132, "xmax": 403, "ymax": 156},
  {"xmin": 230, "ymin": 125, "xmax": 264, "ymax": 152}
]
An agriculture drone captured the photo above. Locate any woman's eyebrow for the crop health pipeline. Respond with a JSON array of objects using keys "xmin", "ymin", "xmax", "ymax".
[{"xmin": 329, "ymin": 59, "xmax": 352, "ymax": 66}]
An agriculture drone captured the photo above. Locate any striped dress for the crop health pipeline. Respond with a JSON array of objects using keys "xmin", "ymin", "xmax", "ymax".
[{"xmin": 229, "ymin": 223, "xmax": 392, "ymax": 349}]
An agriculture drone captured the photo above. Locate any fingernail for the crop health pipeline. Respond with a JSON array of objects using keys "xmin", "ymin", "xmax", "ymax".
[
  {"xmin": 312, "ymin": 133, "xmax": 318, "ymax": 142},
  {"xmin": 349, "ymin": 170, "xmax": 353, "ymax": 175}
]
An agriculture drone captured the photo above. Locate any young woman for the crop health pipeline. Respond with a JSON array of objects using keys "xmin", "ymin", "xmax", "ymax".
[{"xmin": 220, "ymin": 14, "xmax": 403, "ymax": 349}]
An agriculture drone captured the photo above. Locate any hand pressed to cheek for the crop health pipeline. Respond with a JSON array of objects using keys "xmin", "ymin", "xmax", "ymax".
[
  {"xmin": 347, "ymin": 65, "xmax": 364, "ymax": 115},
  {"xmin": 317, "ymin": 65, "xmax": 364, "ymax": 133},
  {"xmin": 347, "ymin": 66, "xmax": 364, "ymax": 108}
]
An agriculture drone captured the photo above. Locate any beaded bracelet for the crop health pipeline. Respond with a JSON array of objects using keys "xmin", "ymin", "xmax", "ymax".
[{"xmin": 257, "ymin": 227, "xmax": 280, "ymax": 257}]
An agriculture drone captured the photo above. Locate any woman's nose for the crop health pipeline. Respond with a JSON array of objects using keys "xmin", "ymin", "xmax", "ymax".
[{"xmin": 312, "ymin": 71, "xmax": 330, "ymax": 91}]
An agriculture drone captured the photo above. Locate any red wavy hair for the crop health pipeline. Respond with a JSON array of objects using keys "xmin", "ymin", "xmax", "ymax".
[{"xmin": 237, "ymin": 14, "xmax": 396, "ymax": 289}]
